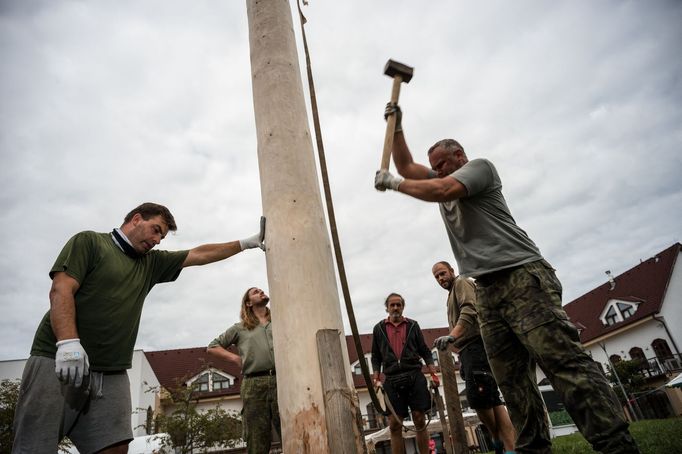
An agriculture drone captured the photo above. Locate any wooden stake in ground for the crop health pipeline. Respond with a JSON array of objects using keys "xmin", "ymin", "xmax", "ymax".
[
  {"xmin": 246, "ymin": 0, "xmax": 364, "ymax": 452},
  {"xmin": 438, "ymin": 350, "xmax": 470, "ymax": 454}
]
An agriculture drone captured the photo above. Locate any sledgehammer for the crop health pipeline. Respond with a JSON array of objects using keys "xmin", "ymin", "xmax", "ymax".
[{"xmin": 381, "ymin": 59, "xmax": 413, "ymax": 170}]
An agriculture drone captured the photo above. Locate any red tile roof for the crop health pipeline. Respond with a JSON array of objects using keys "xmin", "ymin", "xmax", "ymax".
[
  {"xmin": 563, "ymin": 243, "xmax": 680, "ymax": 343},
  {"xmin": 145, "ymin": 346, "xmax": 243, "ymax": 398}
]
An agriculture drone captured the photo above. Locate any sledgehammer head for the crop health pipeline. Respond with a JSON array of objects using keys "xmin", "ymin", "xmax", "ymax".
[{"xmin": 384, "ymin": 59, "xmax": 413, "ymax": 83}]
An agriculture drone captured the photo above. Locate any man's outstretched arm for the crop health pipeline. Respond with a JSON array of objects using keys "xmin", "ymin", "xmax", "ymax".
[{"xmin": 183, "ymin": 220, "xmax": 265, "ymax": 267}]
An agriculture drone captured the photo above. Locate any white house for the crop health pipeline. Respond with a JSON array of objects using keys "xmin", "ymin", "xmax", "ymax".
[{"xmin": 562, "ymin": 242, "xmax": 682, "ymax": 417}]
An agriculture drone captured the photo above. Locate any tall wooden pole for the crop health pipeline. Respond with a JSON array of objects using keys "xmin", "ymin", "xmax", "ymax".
[{"xmin": 246, "ymin": 1, "xmax": 363, "ymax": 452}]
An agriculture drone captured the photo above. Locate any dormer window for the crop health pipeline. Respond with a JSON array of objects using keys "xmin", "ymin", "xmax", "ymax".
[
  {"xmin": 599, "ymin": 299, "xmax": 639, "ymax": 326},
  {"xmin": 187, "ymin": 369, "xmax": 235, "ymax": 392},
  {"xmin": 618, "ymin": 303, "xmax": 634, "ymax": 319},
  {"xmin": 604, "ymin": 306, "xmax": 618, "ymax": 326},
  {"xmin": 351, "ymin": 353, "xmax": 373, "ymax": 375}
]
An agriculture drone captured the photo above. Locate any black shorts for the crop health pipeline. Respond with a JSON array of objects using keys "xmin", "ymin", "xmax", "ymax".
[
  {"xmin": 460, "ymin": 339, "xmax": 503, "ymax": 410},
  {"xmin": 383, "ymin": 369, "xmax": 432, "ymax": 419}
]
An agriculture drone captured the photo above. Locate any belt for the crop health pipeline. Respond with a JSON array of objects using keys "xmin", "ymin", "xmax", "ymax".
[{"xmin": 244, "ymin": 369, "xmax": 276, "ymax": 378}]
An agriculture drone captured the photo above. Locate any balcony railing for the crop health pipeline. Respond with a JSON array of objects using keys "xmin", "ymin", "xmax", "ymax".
[{"xmin": 636, "ymin": 353, "xmax": 682, "ymax": 378}]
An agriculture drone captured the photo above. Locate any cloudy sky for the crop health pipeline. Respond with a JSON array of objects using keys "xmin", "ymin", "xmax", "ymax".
[{"xmin": 1, "ymin": 1, "xmax": 681, "ymax": 361}]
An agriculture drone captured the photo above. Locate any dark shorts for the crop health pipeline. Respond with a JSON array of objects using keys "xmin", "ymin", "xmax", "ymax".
[
  {"xmin": 383, "ymin": 369, "xmax": 432, "ymax": 419},
  {"xmin": 459, "ymin": 339, "xmax": 503, "ymax": 410}
]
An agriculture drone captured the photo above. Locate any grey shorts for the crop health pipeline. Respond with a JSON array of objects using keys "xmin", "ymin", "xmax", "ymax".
[{"xmin": 12, "ymin": 355, "xmax": 133, "ymax": 454}]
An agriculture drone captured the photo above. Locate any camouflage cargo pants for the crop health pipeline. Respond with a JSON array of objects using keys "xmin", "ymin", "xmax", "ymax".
[
  {"xmin": 241, "ymin": 375, "xmax": 281, "ymax": 454},
  {"xmin": 475, "ymin": 259, "xmax": 639, "ymax": 453}
]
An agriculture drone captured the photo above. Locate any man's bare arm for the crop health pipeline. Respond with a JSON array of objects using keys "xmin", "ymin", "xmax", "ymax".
[
  {"xmin": 207, "ymin": 345, "xmax": 242, "ymax": 368},
  {"xmin": 49, "ymin": 272, "xmax": 81, "ymax": 341},
  {"xmin": 398, "ymin": 176, "xmax": 469, "ymax": 202},
  {"xmin": 183, "ymin": 241, "xmax": 243, "ymax": 267},
  {"xmin": 391, "ymin": 132, "xmax": 433, "ymax": 179}
]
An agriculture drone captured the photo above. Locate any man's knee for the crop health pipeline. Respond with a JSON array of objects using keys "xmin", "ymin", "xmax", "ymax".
[{"xmin": 412, "ymin": 411, "xmax": 426, "ymax": 430}]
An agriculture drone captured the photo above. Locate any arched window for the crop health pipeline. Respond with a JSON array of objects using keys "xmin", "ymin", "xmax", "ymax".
[
  {"xmin": 609, "ymin": 354, "xmax": 622, "ymax": 364},
  {"xmin": 652, "ymin": 338, "xmax": 673, "ymax": 360},
  {"xmin": 629, "ymin": 347, "xmax": 646, "ymax": 368}
]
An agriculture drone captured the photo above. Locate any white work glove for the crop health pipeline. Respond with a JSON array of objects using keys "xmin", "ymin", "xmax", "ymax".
[
  {"xmin": 434, "ymin": 335, "xmax": 456, "ymax": 351},
  {"xmin": 374, "ymin": 170, "xmax": 404, "ymax": 192},
  {"xmin": 55, "ymin": 338, "xmax": 89, "ymax": 388},
  {"xmin": 239, "ymin": 216, "xmax": 266, "ymax": 251},
  {"xmin": 384, "ymin": 103, "xmax": 403, "ymax": 132}
]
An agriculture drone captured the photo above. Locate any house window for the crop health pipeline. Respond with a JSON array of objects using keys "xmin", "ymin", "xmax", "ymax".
[
  {"xmin": 431, "ymin": 350, "xmax": 439, "ymax": 367},
  {"xmin": 195, "ymin": 373, "xmax": 209, "ymax": 392},
  {"xmin": 652, "ymin": 338, "xmax": 673, "ymax": 360},
  {"xmin": 604, "ymin": 306, "xmax": 618, "ymax": 326},
  {"xmin": 213, "ymin": 374, "xmax": 231, "ymax": 390},
  {"xmin": 600, "ymin": 299, "xmax": 639, "ymax": 326},
  {"xmin": 629, "ymin": 347, "xmax": 646, "ymax": 368},
  {"xmin": 189, "ymin": 370, "xmax": 233, "ymax": 392},
  {"xmin": 617, "ymin": 303, "xmax": 634, "ymax": 319},
  {"xmin": 353, "ymin": 356, "xmax": 373, "ymax": 375},
  {"xmin": 609, "ymin": 354, "xmax": 622, "ymax": 364}
]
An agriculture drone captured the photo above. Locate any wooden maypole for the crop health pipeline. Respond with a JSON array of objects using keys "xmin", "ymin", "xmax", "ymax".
[{"xmin": 246, "ymin": 1, "xmax": 365, "ymax": 452}]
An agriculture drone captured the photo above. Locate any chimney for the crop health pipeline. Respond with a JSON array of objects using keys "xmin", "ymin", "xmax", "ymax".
[{"xmin": 605, "ymin": 270, "xmax": 616, "ymax": 291}]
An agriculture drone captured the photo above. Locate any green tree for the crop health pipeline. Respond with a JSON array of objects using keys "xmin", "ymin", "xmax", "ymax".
[
  {"xmin": 606, "ymin": 359, "xmax": 647, "ymax": 401},
  {"xmin": 0, "ymin": 378, "xmax": 84, "ymax": 454},
  {"xmin": 1, "ymin": 379, "xmax": 20, "ymax": 454},
  {"xmin": 153, "ymin": 382, "xmax": 243, "ymax": 454}
]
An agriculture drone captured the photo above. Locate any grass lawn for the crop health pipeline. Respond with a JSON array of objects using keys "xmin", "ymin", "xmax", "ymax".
[
  {"xmin": 486, "ymin": 418, "xmax": 682, "ymax": 453},
  {"xmin": 552, "ymin": 418, "xmax": 682, "ymax": 453}
]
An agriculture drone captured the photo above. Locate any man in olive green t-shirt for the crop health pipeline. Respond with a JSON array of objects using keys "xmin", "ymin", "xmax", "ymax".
[
  {"xmin": 13, "ymin": 202, "xmax": 265, "ymax": 454},
  {"xmin": 208, "ymin": 287, "xmax": 281, "ymax": 454},
  {"xmin": 375, "ymin": 104, "xmax": 639, "ymax": 454}
]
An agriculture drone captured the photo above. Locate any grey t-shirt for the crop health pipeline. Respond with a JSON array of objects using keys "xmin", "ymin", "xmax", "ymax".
[
  {"xmin": 440, "ymin": 158, "xmax": 542, "ymax": 277},
  {"xmin": 209, "ymin": 321, "xmax": 276, "ymax": 375}
]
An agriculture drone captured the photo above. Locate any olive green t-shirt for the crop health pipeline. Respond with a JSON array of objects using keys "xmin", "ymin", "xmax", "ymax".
[
  {"xmin": 30, "ymin": 230, "xmax": 188, "ymax": 371},
  {"xmin": 209, "ymin": 321, "xmax": 275, "ymax": 375}
]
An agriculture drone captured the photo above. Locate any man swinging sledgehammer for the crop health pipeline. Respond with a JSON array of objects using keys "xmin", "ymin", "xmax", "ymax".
[{"xmin": 374, "ymin": 95, "xmax": 640, "ymax": 453}]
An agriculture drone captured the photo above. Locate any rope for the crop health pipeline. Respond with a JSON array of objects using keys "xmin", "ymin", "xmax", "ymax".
[
  {"xmin": 295, "ymin": 1, "xmax": 436, "ymax": 434},
  {"xmin": 294, "ymin": 0, "xmax": 389, "ymax": 418}
]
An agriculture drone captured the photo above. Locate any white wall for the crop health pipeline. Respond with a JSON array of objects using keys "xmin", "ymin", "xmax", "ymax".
[
  {"xmin": 128, "ymin": 350, "xmax": 161, "ymax": 437},
  {"xmin": 659, "ymin": 250, "xmax": 682, "ymax": 353},
  {"xmin": 0, "ymin": 358, "xmax": 26, "ymax": 381},
  {"xmin": 587, "ymin": 319, "xmax": 674, "ymax": 365}
]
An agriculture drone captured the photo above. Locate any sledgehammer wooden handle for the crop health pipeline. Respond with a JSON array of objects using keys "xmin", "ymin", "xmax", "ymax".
[{"xmin": 381, "ymin": 59, "xmax": 413, "ymax": 171}]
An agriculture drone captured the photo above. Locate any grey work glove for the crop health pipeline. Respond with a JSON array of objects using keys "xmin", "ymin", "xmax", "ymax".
[
  {"xmin": 55, "ymin": 338, "xmax": 89, "ymax": 387},
  {"xmin": 434, "ymin": 335, "xmax": 456, "ymax": 351},
  {"xmin": 374, "ymin": 170, "xmax": 403, "ymax": 192},
  {"xmin": 239, "ymin": 217, "xmax": 266, "ymax": 251},
  {"xmin": 384, "ymin": 103, "xmax": 403, "ymax": 132}
]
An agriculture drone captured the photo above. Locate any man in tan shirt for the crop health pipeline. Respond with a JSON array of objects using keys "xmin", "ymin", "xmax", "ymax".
[{"xmin": 432, "ymin": 261, "xmax": 515, "ymax": 454}]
